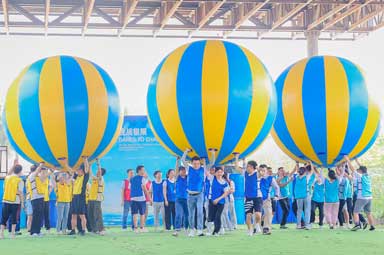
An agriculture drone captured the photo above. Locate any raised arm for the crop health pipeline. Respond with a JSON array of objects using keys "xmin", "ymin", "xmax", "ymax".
[
  {"xmin": 344, "ymin": 155, "xmax": 356, "ymax": 173},
  {"xmin": 83, "ymin": 156, "xmax": 90, "ymax": 174},
  {"xmin": 58, "ymin": 158, "xmax": 73, "ymax": 174},
  {"xmin": 181, "ymin": 149, "xmax": 190, "ymax": 168},
  {"xmin": 233, "ymin": 153, "xmax": 245, "ymax": 174},
  {"xmin": 271, "ymin": 178, "xmax": 280, "ymax": 198},
  {"xmin": 175, "ymin": 156, "xmax": 180, "ymax": 177},
  {"xmin": 206, "ymin": 149, "xmax": 216, "ymax": 170},
  {"xmin": 288, "ymin": 162, "xmax": 299, "ymax": 177}
]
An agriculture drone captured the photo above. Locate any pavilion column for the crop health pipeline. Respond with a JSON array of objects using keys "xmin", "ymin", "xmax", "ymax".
[{"xmin": 305, "ymin": 31, "xmax": 320, "ymax": 57}]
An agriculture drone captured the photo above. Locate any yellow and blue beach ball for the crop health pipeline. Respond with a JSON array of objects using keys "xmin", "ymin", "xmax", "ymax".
[
  {"xmin": 147, "ymin": 40, "xmax": 277, "ymax": 164},
  {"xmin": 272, "ymin": 56, "xmax": 381, "ymax": 167},
  {"xmin": 3, "ymin": 56, "xmax": 123, "ymax": 168}
]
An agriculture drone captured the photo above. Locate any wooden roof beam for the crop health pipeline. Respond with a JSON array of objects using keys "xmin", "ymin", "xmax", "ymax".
[
  {"xmin": 322, "ymin": 0, "xmax": 374, "ymax": 31},
  {"xmin": 82, "ymin": 0, "xmax": 95, "ymax": 36},
  {"xmin": 2, "ymin": 0, "xmax": 9, "ymax": 35},
  {"xmin": 45, "ymin": 0, "xmax": 50, "ymax": 35},
  {"xmin": 348, "ymin": 5, "xmax": 384, "ymax": 31},
  {"xmin": 197, "ymin": 0, "xmax": 226, "ymax": 30},
  {"xmin": 307, "ymin": 0, "xmax": 357, "ymax": 30},
  {"xmin": 158, "ymin": 0, "xmax": 183, "ymax": 31},
  {"xmin": 118, "ymin": 0, "xmax": 138, "ymax": 37}
]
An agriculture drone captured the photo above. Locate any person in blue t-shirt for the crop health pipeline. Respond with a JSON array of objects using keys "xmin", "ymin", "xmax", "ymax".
[
  {"xmin": 276, "ymin": 166, "xmax": 295, "ymax": 229},
  {"xmin": 181, "ymin": 149, "xmax": 215, "ymax": 237},
  {"xmin": 259, "ymin": 165, "xmax": 280, "ymax": 235},
  {"xmin": 323, "ymin": 166, "xmax": 344, "ymax": 229},
  {"xmin": 310, "ymin": 169, "xmax": 325, "ymax": 228},
  {"xmin": 294, "ymin": 161, "xmax": 315, "ymax": 230},
  {"xmin": 206, "ymin": 166, "xmax": 230, "ymax": 236},
  {"xmin": 163, "ymin": 169, "xmax": 176, "ymax": 231},
  {"xmin": 345, "ymin": 156, "xmax": 375, "ymax": 231},
  {"xmin": 234, "ymin": 154, "xmax": 263, "ymax": 236},
  {"xmin": 150, "ymin": 171, "xmax": 164, "ymax": 231},
  {"xmin": 130, "ymin": 165, "xmax": 151, "ymax": 233},
  {"xmin": 173, "ymin": 157, "xmax": 189, "ymax": 237}
]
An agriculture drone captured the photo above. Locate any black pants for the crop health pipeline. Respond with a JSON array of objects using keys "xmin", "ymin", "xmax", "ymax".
[
  {"xmin": 346, "ymin": 198, "xmax": 353, "ymax": 223},
  {"xmin": 208, "ymin": 201, "xmax": 224, "ymax": 234},
  {"xmin": 43, "ymin": 201, "xmax": 50, "ymax": 230},
  {"xmin": 31, "ymin": 198, "xmax": 44, "ymax": 235},
  {"xmin": 352, "ymin": 194, "xmax": 366, "ymax": 223},
  {"xmin": 1, "ymin": 203, "xmax": 19, "ymax": 225},
  {"xmin": 278, "ymin": 198, "xmax": 290, "ymax": 226},
  {"xmin": 7, "ymin": 204, "xmax": 21, "ymax": 232},
  {"xmin": 164, "ymin": 201, "xmax": 176, "ymax": 230},
  {"xmin": 338, "ymin": 199, "xmax": 346, "ymax": 226},
  {"xmin": 310, "ymin": 201, "xmax": 324, "ymax": 226}
]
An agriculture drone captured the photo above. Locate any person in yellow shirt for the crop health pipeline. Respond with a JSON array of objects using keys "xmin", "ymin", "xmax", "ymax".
[
  {"xmin": 1, "ymin": 161, "xmax": 24, "ymax": 239},
  {"xmin": 55, "ymin": 172, "xmax": 72, "ymax": 234},
  {"xmin": 42, "ymin": 173, "xmax": 53, "ymax": 233},
  {"xmin": 87, "ymin": 159, "xmax": 106, "ymax": 235},
  {"xmin": 61, "ymin": 157, "xmax": 89, "ymax": 236},
  {"xmin": 29, "ymin": 163, "xmax": 53, "ymax": 237},
  {"xmin": 25, "ymin": 165, "xmax": 37, "ymax": 233}
]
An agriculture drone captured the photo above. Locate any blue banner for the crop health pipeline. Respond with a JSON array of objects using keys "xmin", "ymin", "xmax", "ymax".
[{"xmin": 99, "ymin": 115, "xmax": 175, "ymax": 225}]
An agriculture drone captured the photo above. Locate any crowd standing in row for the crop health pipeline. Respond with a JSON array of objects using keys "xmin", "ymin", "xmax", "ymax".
[{"xmin": 0, "ymin": 149, "xmax": 375, "ymax": 239}]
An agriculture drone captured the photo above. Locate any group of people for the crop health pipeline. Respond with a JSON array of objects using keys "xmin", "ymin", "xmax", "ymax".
[
  {"xmin": 1, "ymin": 157, "xmax": 106, "ymax": 238},
  {"xmin": 0, "ymin": 149, "xmax": 376, "ymax": 239}
]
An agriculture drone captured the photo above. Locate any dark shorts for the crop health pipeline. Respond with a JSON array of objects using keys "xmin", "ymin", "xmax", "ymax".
[
  {"xmin": 72, "ymin": 195, "xmax": 86, "ymax": 215},
  {"xmin": 1, "ymin": 203, "xmax": 19, "ymax": 225},
  {"xmin": 245, "ymin": 197, "xmax": 263, "ymax": 214},
  {"xmin": 131, "ymin": 201, "xmax": 146, "ymax": 215}
]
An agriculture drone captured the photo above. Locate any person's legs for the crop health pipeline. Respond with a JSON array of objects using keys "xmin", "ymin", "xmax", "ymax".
[
  {"xmin": 164, "ymin": 202, "xmax": 171, "ymax": 230},
  {"xmin": 43, "ymin": 201, "xmax": 50, "ymax": 231},
  {"xmin": 79, "ymin": 214, "xmax": 87, "ymax": 232},
  {"xmin": 1, "ymin": 203, "xmax": 11, "ymax": 238},
  {"xmin": 346, "ymin": 198, "xmax": 353, "ymax": 223},
  {"xmin": 319, "ymin": 202, "xmax": 324, "ymax": 226},
  {"xmin": 310, "ymin": 200, "xmax": 316, "ymax": 224},
  {"xmin": 94, "ymin": 201, "xmax": 104, "ymax": 232},
  {"xmin": 181, "ymin": 199, "xmax": 189, "ymax": 230},
  {"xmin": 228, "ymin": 199, "xmax": 237, "ymax": 229},
  {"xmin": 31, "ymin": 198, "xmax": 44, "ymax": 235},
  {"xmin": 122, "ymin": 201, "xmax": 129, "ymax": 229},
  {"xmin": 56, "ymin": 203, "xmax": 64, "ymax": 232},
  {"xmin": 71, "ymin": 214, "xmax": 78, "ymax": 231},
  {"xmin": 304, "ymin": 197, "xmax": 311, "ymax": 227},
  {"xmin": 263, "ymin": 199, "xmax": 273, "ymax": 232},
  {"xmin": 279, "ymin": 198, "xmax": 289, "ymax": 227},
  {"xmin": 153, "ymin": 202, "xmax": 160, "ymax": 229},
  {"xmin": 324, "ymin": 203, "xmax": 331, "ymax": 226},
  {"xmin": 62, "ymin": 203, "xmax": 70, "ymax": 233},
  {"xmin": 175, "ymin": 200, "xmax": 183, "ymax": 231},
  {"xmin": 338, "ymin": 199, "xmax": 346, "ymax": 226},
  {"xmin": 220, "ymin": 201, "xmax": 230, "ymax": 230},
  {"xmin": 187, "ymin": 195, "xmax": 197, "ymax": 231},
  {"xmin": 139, "ymin": 202, "xmax": 147, "ymax": 229},
  {"xmin": 170, "ymin": 201, "xmax": 176, "ymax": 229},
  {"xmin": 213, "ymin": 204, "xmax": 224, "ymax": 234},
  {"xmin": 196, "ymin": 193, "xmax": 204, "ymax": 232},
  {"xmin": 296, "ymin": 199, "xmax": 304, "ymax": 227},
  {"xmin": 9, "ymin": 204, "xmax": 18, "ymax": 237},
  {"xmin": 332, "ymin": 203, "xmax": 340, "ymax": 226},
  {"xmin": 87, "ymin": 202, "xmax": 94, "ymax": 232}
]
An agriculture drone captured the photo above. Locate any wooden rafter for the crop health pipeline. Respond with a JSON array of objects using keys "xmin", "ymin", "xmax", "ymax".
[
  {"xmin": 2, "ymin": 0, "xmax": 9, "ymax": 35},
  {"xmin": 197, "ymin": 0, "xmax": 225, "ymax": 30},
  {"xmin": 118, "ymin": 0, "xmax": 138, "ymax": 36},
  {"xmin": 321, "ymin": 0, "xmax": 374, "ymax": 31},
  {"xmin": 307, "ymin": 0, "xmax": 357, "ymax": 30},
  {"xmin": 348, "ymin": 5, "xmax": 384, "ymax": 31},
  {"xmin": 45, "ymin": 0, "xmax": 50, "ymax": 35},
  {"xmin": 158, "ymin": 0, "xmax": 183, "ymax": 31},
  {"xmin": 82, "ymin": 0, "xmax": 95, "ymax": 36},
  {"xmin": 235, "ymin": 1, "xmax": 270, "ymax": 29}
]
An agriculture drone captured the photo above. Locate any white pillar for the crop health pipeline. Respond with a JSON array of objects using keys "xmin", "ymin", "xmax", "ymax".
[{"xmin": 305, "ymin": 31, "xmax": 320, "ymax": 57}]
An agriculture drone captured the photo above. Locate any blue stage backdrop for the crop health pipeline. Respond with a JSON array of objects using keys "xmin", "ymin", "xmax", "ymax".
[{"xmin": 99, "ymin": 115, "xmax": 176, "ymax": 226}]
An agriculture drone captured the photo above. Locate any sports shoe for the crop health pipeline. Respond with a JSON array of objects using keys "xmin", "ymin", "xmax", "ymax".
[
  {"xmin": 363, "ymin": 222, "xmax": 368, "ymax": 230},
  {"xmin": 172, "ymin": 231, "xmax": 179, "ymax": 237},
  {"xmin": 197, "ymin": 230, "xmax": 204, "ymax": 236},
  {"xmin": 351, "ymin": 224, "xmax": 361, "ymax": 231},
  {"xmin": 79, "ymin": 230, "xmax": 85, "ymax": 236},
  {"xmin": 280, "ymin": 225, "xmax": 288, "ymax": 229},
  {"xmin": 219, "ymin": 228, "xmax": 225, "ymax": 235},
  {"xmin": 68, "ymin": 230, "xmax": 76, "ymax": 235},
  {"xmin": 188, "ymin": 229, "xmax": 195, "ymax": 237},
  {"xmin": 262, "ymin": 228, "xmax": 271, "ymax": 235},
  {"xmin": 247, "ymin": 230, "xmax": 254, "ymax": 236},
  {"xmin": 140, "ymin": 228, "xmax": 149, "ymax": 233},
  {"xmin": 369, "ymin": 226, "xmax": 375, "ymax": 231}
]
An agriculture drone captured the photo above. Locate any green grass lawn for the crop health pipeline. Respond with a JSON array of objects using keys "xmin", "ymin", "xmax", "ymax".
[{"xmin": 0, "ymin": 226, "xmax": 383, "ymax": 255}]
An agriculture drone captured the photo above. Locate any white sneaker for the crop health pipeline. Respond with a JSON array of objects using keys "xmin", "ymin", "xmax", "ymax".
[
  {"xmin": 247, "ymin": 230, "xmax": 254, "ymax": 236},
  {"xmin": 220, "ymin": 228, "xmax": 225, "ymax": 235},
  {"xmin": 196, "ymin": 230, "xmax": 204, "ymax": 236},
  {"xmin": 255, "ymin": 225, "xmax": 262, "ymax": 234},
  {"xmin": 205, "ymin": 231, "xmax": 212, "ymax": 236},
  {"xmin": 188, "ymin": 229, "xmax": 195, "ymax": 237},
  {"xmin": 140, "ymin": 228, "xmax": 149, "ymax": 233},
  {"xmin": 134, "ymin": 228, "xmax": 140, "ymax": 234}
]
